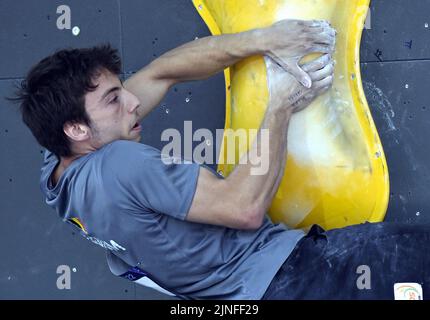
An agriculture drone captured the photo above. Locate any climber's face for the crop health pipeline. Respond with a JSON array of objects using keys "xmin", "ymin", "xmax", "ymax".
[{"xmin": 68, "ymin": 68, "xmax": 143, "ymax": 150}]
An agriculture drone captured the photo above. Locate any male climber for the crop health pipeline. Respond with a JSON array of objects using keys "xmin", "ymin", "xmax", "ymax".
[{"xmin": 12, "ymin": 19, "xmax": 430, "ymax": 299}]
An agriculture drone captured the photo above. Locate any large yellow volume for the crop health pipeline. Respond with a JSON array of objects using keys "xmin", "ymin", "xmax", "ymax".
[{"xmin": 193, "ymin": 0, "xmax": 389, "ymax": 230}]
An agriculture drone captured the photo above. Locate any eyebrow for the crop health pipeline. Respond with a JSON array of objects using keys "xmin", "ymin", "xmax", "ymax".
[{"xmin": 100, "ymin": 86, "xmax": 121, "ymax": 103}]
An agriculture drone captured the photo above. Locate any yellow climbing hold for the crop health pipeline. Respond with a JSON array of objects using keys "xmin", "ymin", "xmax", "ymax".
[{"xmin": 193, "ymin": 0, "xmax": 389, "ymax": 230}]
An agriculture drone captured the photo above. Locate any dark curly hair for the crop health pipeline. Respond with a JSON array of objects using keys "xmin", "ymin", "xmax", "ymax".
[{"xmin": 8, "ymin": 44, "xmax": 122, "ymax": 158}]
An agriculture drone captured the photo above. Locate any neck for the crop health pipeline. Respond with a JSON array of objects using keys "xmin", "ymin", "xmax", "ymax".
[
  {"xmin": 51, "ymin": 154, "xmax": 81, "ymax": 187},
  {"xmin": 59, "ymin": 155, "xmax": 80, "ymax": 168},
  {"xmin": 62, "ymin": 141, "xmax": 99, "ymax": 165}
]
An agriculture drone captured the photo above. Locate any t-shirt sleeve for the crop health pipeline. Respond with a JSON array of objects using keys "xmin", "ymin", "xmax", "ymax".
[{"xmin": 106, "ymin": 141, "xmax": 201, "ymax": 220}]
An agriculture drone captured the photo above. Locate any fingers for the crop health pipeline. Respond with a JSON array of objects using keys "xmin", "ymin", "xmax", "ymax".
[
  {"xmin": 277, "ymin": 18, "xmax": 336, "ymax": 36},
  {"xmin": 302, "ymin": 37, "xmax": 335, "ymax": 56},
  {"xmin": 309, "ymin": 60, "xmax": 334, "ymax": 81},
  {"xmin": 311, "ymin": 29, "xmax": 336, "ymax": 45},
  {"xmin": 306, "ymin": 44, "xmax": 335, "ymax": 55},
  {"xmin": 302, "ymin": 20, "xmax": 336, "ymax": 52},
  {"xmin": 313, "ymin": 74, "xmax": 334, "ymax": 90},
  {"xmin": 288, "ymin": 65, "xmax": 312, "ymax": 88},
  {"xmin": 302, "ymin": 19, "xmax": 330, "ymax": 29},
  {"xmin": 305, "ymin": 53, "xmax": 334, "ymax": 91},
  {"xmin": 268, "ymin": 55, "xmax": 313, "ymax": 88},
  {"xmin": 302, "ymin": 54, "xmax": 331, "ymax": 72},
  {"xmin": 281, "ymin": 19, "xmax": 328, "ymax": 28},
  {"xmin": 279, "ymin": 52, "xmax": 333, "ymax": 89},
  {"xmin": 309, "ymin": 57, "xmax": 334, "ymax": 99},
  {"xmin": 303, "ymin": 20, "xmax": 336, "ymax": 36}
]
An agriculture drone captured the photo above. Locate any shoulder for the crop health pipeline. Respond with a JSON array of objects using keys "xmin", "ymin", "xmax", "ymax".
[{"xmin": 99, "ymin": 140, "xmax": 163, "ymax": 177}]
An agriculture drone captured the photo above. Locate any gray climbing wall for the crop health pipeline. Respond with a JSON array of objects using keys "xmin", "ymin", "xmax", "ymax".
[
  {"xmin": 361, "ymin": 0, "xmax": 430, "ymax": 224},
  {"xmin": 0, "ymin": 0, "xmax": 429, "ymax": 299}
]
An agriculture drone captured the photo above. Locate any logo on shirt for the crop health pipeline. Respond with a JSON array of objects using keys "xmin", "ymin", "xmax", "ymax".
[
  {"xmin": 83, "ymin": 236, "xmax": 127, "ymax": 252},
  {"xmin": 69, "ymin": 217, "xmax": 88, "ymax": 234},
  {"xmin": 68, "ymin": 217, "xmax": 126, "ymax": 252}
]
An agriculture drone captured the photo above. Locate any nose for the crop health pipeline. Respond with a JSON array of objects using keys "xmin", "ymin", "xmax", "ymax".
[{"xmin": 125, "ymin": 90, "xmax": 140, "ymax": 113}]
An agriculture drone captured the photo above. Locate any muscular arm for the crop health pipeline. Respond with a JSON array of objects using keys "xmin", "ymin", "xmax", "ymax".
[
  {"xmin": 187, "ymin": 107, "xmax": 292, "ymax": 229},
  {"xmin": 187, "ymin": 54, "xmax": 334, "ymax": 230},
  {"xmin": 124, "ymin": 30, "xmax": 263, "ymax": 120},
  {"xmin": 124, "ymin": 20, "xmax": 335, "ymax": 120}
]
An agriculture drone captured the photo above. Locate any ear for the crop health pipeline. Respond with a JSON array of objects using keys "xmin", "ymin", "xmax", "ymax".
[{"xmin": 63, "ymin": 122, "xmax": 90, "ymax": 142}]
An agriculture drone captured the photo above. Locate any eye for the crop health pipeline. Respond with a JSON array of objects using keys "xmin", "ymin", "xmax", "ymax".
[{"xmin": 109, "ymin": 95, "xmax": 119, "ymax": 104}]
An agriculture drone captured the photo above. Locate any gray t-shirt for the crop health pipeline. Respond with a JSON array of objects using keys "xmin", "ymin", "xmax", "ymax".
[{"xmin": 40, "ymin": 140, "xmax": 304, "ymax": 299}]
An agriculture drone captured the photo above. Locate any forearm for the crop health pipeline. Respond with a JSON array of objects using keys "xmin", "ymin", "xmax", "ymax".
[
  {"xmin": 226, "ymin": 106, "xmax": 292, "ymax": 226},
  {"xmin": 148, "ymin": 29, "xmax": 266, "ymax": 82}
]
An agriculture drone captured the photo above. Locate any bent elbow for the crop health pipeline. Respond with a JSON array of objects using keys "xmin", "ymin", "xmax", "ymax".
[
  {"xmin": 243, "ymin": 218, "xmax": 263, "ymax": 231},
  {"xmin": 241, "ymin": 204, "xmax": 265, "ymax": 230}
]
